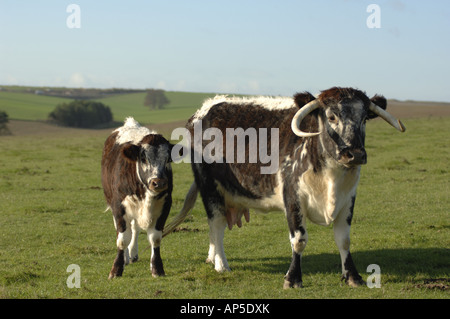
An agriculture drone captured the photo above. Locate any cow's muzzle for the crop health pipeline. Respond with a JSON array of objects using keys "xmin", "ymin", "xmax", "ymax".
[
  {"xmin": 339, "ymin": 148, "xmax": 367, "ymax": 166},
  {"xmin": 149, "ymin": 178, "xmax": 168, "ymax": 192}
]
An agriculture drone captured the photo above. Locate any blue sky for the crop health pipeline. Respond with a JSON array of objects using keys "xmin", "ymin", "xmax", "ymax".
[{"xmin": 1, "ymin": 0, "xmax": 449, "ymax": 101}]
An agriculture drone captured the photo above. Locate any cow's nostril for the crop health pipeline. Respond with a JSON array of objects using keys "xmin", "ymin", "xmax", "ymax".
[
  {"xmin": 150, "ymin": 178, "xmax": 167, "ymax": 191},
  {"xmin": 340, "ymin": 148, "xmax": 366, "ymax": 166}
]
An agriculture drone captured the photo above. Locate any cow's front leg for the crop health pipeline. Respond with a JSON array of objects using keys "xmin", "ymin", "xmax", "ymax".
[
  {"xmin": 284, "ymin": 227, "xmax": 308, "ymax": 289},
  {"xmin": 148, "ymin": 228, "xmax": 165, "ymax": 277},
  {"xmin": 284, "ymin": 194, "xmax": 307, "ymax": 288},
  {"xmin": 333, "ymin": 197, "xmax": 365, "ymax": 287}
]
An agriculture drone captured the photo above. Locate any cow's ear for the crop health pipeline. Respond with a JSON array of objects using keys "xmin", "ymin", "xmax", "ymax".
[
  {"xmin": 168, "ymin": 143, "xmax": 185, "ymax": 162},
  {"xmin": 168, "ymin": 143, "xmax": 175, "ymax": 162},
  {"xmin": 294, "ymin": 92, "xmax": 316, "ymax": 108},
  {"xmin": 368, "ymin": 94, "xmax": 387, "ymax": 119},
  {"xmin": 122, "ymin": 143, "xmax": 140, "ymax": 162}
]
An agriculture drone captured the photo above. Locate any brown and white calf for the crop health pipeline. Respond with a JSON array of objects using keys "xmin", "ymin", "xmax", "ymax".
[
  {"xmin": 176, "ymin": 87, "xmax": 405, "ymax": 288},
  {"xmin": 101, "ymin": 117, "xmax": 173, "ymax": 279}
]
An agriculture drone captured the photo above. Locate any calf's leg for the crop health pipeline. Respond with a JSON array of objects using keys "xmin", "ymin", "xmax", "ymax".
[
  {"xmin": 109, "ymin": 205, "xmax": 131, "ymax": 279},
  {"xmin": 127, "ymin": 219, "xmax": 139, "ymax": 263},
  {"xmin": 147, "ymin": 228, "xmax": 165, "ymax": 277}
]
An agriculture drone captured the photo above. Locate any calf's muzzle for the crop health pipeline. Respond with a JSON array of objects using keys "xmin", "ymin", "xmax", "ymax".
[{"xmin": 149, "ymin": 178, "xmax": 168, "ymax": 192}]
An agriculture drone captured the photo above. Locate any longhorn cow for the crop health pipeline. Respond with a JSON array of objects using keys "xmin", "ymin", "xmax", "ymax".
[{"xmin": 171, "ymin": 87, "xmax": 405, "ymax": 288}]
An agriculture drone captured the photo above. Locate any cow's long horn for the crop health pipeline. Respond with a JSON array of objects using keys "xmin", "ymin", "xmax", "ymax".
[
  {"xmin": 369, "ymin": 103, "xmax": 406, "ymax": 132},
  {"xmin": 291, "ymin": 100, "xmax": 321, "ymax": 137}
]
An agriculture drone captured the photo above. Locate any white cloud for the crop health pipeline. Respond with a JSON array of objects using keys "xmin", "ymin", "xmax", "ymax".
[
  {"xmin": 155, "ymin": 80, "xmax": 167, "ymax": 90},
  {"xmin": 218, "ymin": 81, "xmax": 238, "ymax": 94},
  {"xmin": 4, "ymin": 75, "xmax": 19, "ymax": 85},
  {"xmin": 247, "ymin": 80, "xmax": 260, "ymax": 94},
  {"xmin": 69, "ymin": 72, "xmax": 85, "ymax": 87}
]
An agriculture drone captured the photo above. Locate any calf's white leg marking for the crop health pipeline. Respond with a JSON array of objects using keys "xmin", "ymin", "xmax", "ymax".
[{"xmin": 128, "ymin": 219, "xmax": 139, "ymax": 263}]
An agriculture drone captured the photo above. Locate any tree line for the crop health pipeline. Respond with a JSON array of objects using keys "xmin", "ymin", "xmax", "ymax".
[
  {"xmin": 0, "ymin": 111, "xmax": 11, "ymax": 135},
  {"xmin": 0, "ymin": 89, "xmax": 170, "ymax": 132},
  {"xmin": 144, "ymin": 89, "xmax": 170, "ymax": 110},
  {"xmin": 48, "ymin": 100, "xmax": 113, "ymax": 128}
]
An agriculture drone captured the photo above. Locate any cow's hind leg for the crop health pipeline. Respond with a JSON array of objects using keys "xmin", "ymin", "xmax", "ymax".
[
  {"xmin": 202, "ymin": 190, "xmax": 228, "ymax": 272},
  {"xmin": 333, "ymin": 198, "xmax": 365, "ymax": 287},
  {"xmin": 192, "ymin": 162, "xmax": 230, "ymax": 272},
  {"xmin": 109, "ymin": 205, "xmax": 131, "ymax": 279},
  {"xmin": 206, "ymin": 211, "xmax": 229, "ymax": 272}
]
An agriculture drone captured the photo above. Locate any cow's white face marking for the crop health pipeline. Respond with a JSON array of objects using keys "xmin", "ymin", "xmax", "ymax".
[
  {"xmin": 319, "ymin": 100, "xmax": 368, "ymax": 167},
  {"xmin": 325, "ymin": 100, "xmax": 366, "ymax": 142}
]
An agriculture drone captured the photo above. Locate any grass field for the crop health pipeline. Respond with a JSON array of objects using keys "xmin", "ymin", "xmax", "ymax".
[
  {"xmin": 0, "ymin": 90, "xmax": 217, "ymax": 124},
  {"xmin": 0, "ymin": 90, "xmax": 449, "ymax": 299}
]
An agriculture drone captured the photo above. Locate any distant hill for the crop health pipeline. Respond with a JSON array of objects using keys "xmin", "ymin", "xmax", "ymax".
[
  {"xmin": 0, "ymin": 86, "xmax": 145, "ymax": 99},
  {"xmin": 0, "ymin": 85, "xmax": 449, "ymax": 125},
  {"xmin": 0, "ymin": 86, "xmax": 218, "ymax": 124}
]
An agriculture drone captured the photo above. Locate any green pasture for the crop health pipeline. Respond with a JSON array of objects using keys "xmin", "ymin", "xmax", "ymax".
[
  {"xmin": 0, "ymin": 91, "xmax": 68, "ymax": 121},
  {"xmin": 98, "ymin": 91, "xmax": 217, "ymax": 124},
  {"xmin": 0, "ymin": 90, "xmax": 217, "ymax": 124},
  {"xmin": 0, "ymin": 116, "xmax": 449, "ymax": 299}
]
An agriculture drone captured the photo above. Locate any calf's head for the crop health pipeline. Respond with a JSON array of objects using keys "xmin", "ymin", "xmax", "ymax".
[
  {"xmin": 291, "ymin": 87, "xmax": 405, "ymax": 168},
  {"xmin": 122, "ymin": 134, "xmax": 173, "ymax": 193}
]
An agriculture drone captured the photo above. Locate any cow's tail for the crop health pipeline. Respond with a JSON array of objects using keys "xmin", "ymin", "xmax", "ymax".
[{"xmin": 162, "ymin": 182, "xmax": 198, "ymax": 237}]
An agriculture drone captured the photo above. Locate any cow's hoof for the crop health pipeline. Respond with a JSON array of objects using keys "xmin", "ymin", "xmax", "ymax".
[
  {"xmin": 152, "ymin": 268, "xmax": 166, "ymax": 278},
  {"xmin": 131, "ymin": 255, "xmax": 139, "ymax": 263},
  {"xmin": 108, "ymin": 270, "xmax": 122, "ymax": 280},
  {"xmin": 215, "ymin": 265, "xmax": 231, "ymax": 273},
  {"xmin": 342, "ymin": 274, "xmax": 366, "ymax": 287},
  {"xmin": 283, "ymin": 280, "xmax": 303, "ymax": 289}
]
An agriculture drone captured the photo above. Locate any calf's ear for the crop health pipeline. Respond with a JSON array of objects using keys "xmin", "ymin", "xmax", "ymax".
[
  {"xmin": 168, "ymin": 143, "xmax": 182, "ymax": 162},
  {"xmin": 368, "ymin": 94, "xmax": 387, "ymax": 119},
  {"xmin": 122, "ymin": 143, "xmax": 140, "ymax": 162},
  {"xmin": 168, "ymin": 144, "xmax": 175, "ymax": 162}
]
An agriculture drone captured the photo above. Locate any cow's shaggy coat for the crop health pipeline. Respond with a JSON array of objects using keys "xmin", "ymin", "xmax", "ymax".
[{"xmin": 175, "ymin": 87, "xmax": 405, "ymax": 288}]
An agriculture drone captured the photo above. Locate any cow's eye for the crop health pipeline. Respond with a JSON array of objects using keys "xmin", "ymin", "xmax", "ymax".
[
  {"xmin": 328, "ymin": 114, "xmax": 338, "ymax": 124},
  {"xmin": 140, "ymin": 152, "xmax": 147, "ymax": 163}
]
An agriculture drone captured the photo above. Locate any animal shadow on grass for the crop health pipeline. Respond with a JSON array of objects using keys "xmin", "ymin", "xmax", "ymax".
[{"xmin": 230, "ymin": 248, "xmax": 449, "ymax": 284}]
